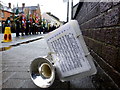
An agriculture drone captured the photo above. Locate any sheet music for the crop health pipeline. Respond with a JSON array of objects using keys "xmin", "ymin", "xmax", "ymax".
[{"xmin": 46, "ymin": 22, "xmax": 91, "ymax": 77}]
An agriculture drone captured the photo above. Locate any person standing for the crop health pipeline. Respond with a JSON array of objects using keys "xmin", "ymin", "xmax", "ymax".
[
  {"xmin": 5, "ymin": 17, "xmax": 11, "ymax": 27},
  {"xmin": 2, "ymin": 22, "xmax": 5, "ymax": 33},
  {"xmin": 25, "ymin": 20, "xmax": 29, "ymax": 35},
  {"xmin": 15, "ymin": 17, "xmax": 20, "ymax": 37},
  {"xmin": 19, "ymin": 15, "xmax": 25, "ymax": 36},
  {"xmin": 39, "ymin": 24, "xmax": 42, "ymax": 34},
  {"xmin": 30, "ymin": 23, "xmax": 34, "ymax": 35}
]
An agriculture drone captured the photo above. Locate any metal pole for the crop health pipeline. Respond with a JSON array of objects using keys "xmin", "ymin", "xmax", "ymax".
[
  {"xmin": 67, "ymin": 0, "xmax": 69, "ymax": 22},
  {"xmin": 71, "ymin": 0, "xmax": 73, "ymax": 19}
]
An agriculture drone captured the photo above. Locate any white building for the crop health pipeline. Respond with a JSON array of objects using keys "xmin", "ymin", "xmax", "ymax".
[{"xmin": 42, "ymin": 12, "xmax": 63, "ymax": 27}]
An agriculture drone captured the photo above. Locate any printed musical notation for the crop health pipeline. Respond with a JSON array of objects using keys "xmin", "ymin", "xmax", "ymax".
[{"xmin": 46, "ymin": 22, "xmax": 91, "ymax": 77}]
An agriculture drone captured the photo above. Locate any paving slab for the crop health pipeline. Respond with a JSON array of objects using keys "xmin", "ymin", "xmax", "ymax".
[
  {"xmin": 2, "ymin": 72, "xmax": 16, "ymax": 83},
  {"xmin": 20, "ymin": 79, "xmax": 39, "ymax": 88},
  {"xmin": 0, "ymin": 33, "xmax": 44, "ymax": 48},
  {"xmin": 2, "ymin": 79, "xmax": 26, "ymax": 88},
  {"xmin": 5, "ymin": 66, "xmax": 29, "ymax": 72},
  {"xmin": 1, "ymin": 35, "xmax": 97, "ymax": 89},
  {"xmin": 10, "ymin": 72, "xmax": 30, "ymax": 79}
]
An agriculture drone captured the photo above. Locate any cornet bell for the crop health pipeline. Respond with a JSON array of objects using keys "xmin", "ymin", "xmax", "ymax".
[
  {"xmin": 30, "ymin": 57, "xmax": 55, "ymax": 88},
  {"xmin": 39, "ymin": 63, "xmax": 52, "ymax": 78}
]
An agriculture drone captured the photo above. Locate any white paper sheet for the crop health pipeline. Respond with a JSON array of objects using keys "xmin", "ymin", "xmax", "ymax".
[{"xmin": 46, "ymin": 20, "xmax": 93, "ymax": 78}]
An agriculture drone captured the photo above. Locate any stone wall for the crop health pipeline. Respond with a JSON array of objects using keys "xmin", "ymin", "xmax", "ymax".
[{"xmin": 75, "ymin": 2, "xmax": 120, "ymax": 89}]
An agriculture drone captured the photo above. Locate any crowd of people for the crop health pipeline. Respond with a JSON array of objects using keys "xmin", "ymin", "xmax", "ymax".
[{"xmin": 2, "ymin": 15, "xmax": 59, "ymax": 37}]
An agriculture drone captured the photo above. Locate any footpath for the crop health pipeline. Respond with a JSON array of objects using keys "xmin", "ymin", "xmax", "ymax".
[
  {"xmin": 0, "ymin": 32, "xmax": 96, "ymax": 89},
  {"xmin": 0, "ymin": 33, "xmax": 44, "ymax": 50}
]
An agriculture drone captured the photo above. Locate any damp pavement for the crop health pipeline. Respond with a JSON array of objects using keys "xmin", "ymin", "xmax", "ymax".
[
  {"xmin": 0, "ymin": 33, "xmax": 96, "ymax": 89},
  {"xmin": 0, "ymin": 33, "xmax": 44, "ymax": 49}
]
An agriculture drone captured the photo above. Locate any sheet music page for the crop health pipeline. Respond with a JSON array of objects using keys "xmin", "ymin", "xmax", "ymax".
[{"xmin": 46, "ymin": 21, "xmax": 91, "ymax": 77}]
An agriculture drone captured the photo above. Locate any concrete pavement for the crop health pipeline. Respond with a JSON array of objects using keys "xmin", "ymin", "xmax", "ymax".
[
  {"xmin": 1, "ymin": 38, "xmax": 70, "ymax": 89},
  {"xmin": 0, "ymin": 33, "xmax": 44, "ymax": 48},
  {"xmin": 0, "ymin": 33, "xmax": 96, "ymax": 89}
]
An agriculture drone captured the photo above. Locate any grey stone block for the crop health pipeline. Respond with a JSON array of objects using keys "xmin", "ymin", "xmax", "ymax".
[
  {"xmin": 70, "ymin": 76, "xmax": 95, "ymax": 88},
  {"xmin": 2, "ymin": 79, "xmax": 25, "ymax": 88},
  {"xmin": 2, "ymin": 72, "xmax": 16, "ymax": 83},
  {"xmin": 5, "ymin": 66, "xmax": 29, "ymax": 72},
  {"xmin": 20, "ymin": 79, "xmax": 38, "ymax": 88},
  {"xmin": 10, "ymin": 72, "xmax": 30, "ymax": 79}
]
